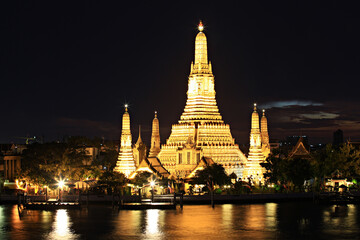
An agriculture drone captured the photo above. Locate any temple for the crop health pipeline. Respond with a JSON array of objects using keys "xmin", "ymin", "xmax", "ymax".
[
  {"xmin": 148, "ymin": 111, "xmax": 161, "ymax": 158},
  {"xmin": 133, "ymin": 126, "xmax": 147, "ymax": 167},
  {"xmin": 261, "ymin": 109, "xmax": 271, "ymax": 158},
  {"xmin": 243, "ymin": 104, "xmax": 265, "ymax": 184},
  {"xmin": 157, "ymin": 21, "xmax": 247, "ymax": 178},
  {"xmin": 114, "ymin": 105, "xmax": 137, "ymax": 177}
]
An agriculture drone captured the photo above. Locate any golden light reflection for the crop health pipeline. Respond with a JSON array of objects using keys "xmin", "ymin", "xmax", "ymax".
[
  {"xmin": 265, "ymin": 203, "xmax": 277, "ymax": 229},
  {"xmin": 221, "ymin": 204, "xmax": 233, "ymax": 230},
  {"xmin": 146, "ymin": 209, "xmax": 160, "ymax": 235},
  {"xmin": 47, "ymin": 209, "xmax": 78, "ymax": 240}
]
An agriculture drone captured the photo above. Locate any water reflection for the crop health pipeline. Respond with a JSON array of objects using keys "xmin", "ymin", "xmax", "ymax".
[
  {"xmin": 0, "ymin": 203, "xmax": 359, "ymax": 239},
  {"xmin": 46, "ymin": 209, "xmax": 78, "ymax": 240}
]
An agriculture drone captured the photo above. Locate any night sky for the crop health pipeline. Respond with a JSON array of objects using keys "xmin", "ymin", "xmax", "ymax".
[{"xmin": 1, "ymin": 1, "xmax": 360, "ymax": 145}]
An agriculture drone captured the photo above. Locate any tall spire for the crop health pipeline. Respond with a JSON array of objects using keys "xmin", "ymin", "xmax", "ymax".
[
  {"xmin": 251, "ymin": 103, "xmax": 260, "ymax": 131},
  {"xmin": 244, "ymin": 103, "xmax": 264, "ymax": 185},
  {"xmin": 158, "ymin": 24, "xmax": 247, "ymax": 179},
  {"xmin": 149, "ymin": 111, "xmax": 161, "ymax": 158},
  {"xmin": 261, "ymin": 110, "xmax": 269, "ymax": 140},
  {"xmin": 114, "ymin": 105, "xmax": 136, "ymax": 177},
  {"xmin": 180, "ymin": 21, "xmax": 222, "ymax": 123},
  {"xmin": 261, "ymin": 109, "xmax": 270, "ymax": 158},
  {"xmin": 191, "ymin": 20, "xmax": 210, "ymax": 74},
  {"xmin": 136, "ymin": 125, "xmax": 143, "ymax": 145}
]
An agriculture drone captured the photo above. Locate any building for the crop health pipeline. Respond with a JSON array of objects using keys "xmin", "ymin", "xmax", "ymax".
[
  {"xmin": 261, "ymin": 109, "xmax": 271, "ymax": 158},
  {"xmin": 114, "ymin": 105, "xmax": 137, "ymax": 177},
  {"xmin": 133, "ymin": 126, "xmax": 147, "ymax": 167},
  {"xmin": 148, "ymin": 111, "xmax": 161, "ymax": 158},
  {"xmin": 243, "ymin": 104, "xmax": 266, "ymax": 184},
  {"xmin": 288, "ymin": 137, "xmax": 311, "ymax": 159},
  {"xmin": 157, "ymin": 21, "xmax": 247, "ymax": 179}
]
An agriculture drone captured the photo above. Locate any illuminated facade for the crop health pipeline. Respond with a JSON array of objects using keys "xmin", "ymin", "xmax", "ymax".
[
  {"xmin": 114, "ymin": 105, "xmax": 136, "ymax": 177},
  {"xmin": 133, "ymin": 126, "xmax": 147, "ymax": 167},
  {"xmin": 148, "ymin": 111, "xmax": 161, "ymax": 158},
  {"xmin": 243, "ymin": 104, "xmax": 265, "ymax": 184},
  {"xmin": 157, "ymin": 22, "xmax": 247, "ymax": 178},
  {"xmin": 261, "ymin": 109, "xmax": 271, "ymax": 158}
]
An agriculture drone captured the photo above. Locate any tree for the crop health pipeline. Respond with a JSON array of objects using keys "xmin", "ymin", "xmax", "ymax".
[
  {"xmin": 287, "ymin": 157, "xmax": 313, "ymax": 191},
  {"xmin": 98, "ymin": 171, "xmax": 127, "ymax": 193},
  {"xmin": 131, "ymin": 171, "xmax": 154, "ymax": 187},
  {"xmin": 19, "ymin": 141, "xmax": 91, "ymax": 188},
  {"xmin": 311, "ymin": 143, "xmax": 360, "ymax": 189},
  {"xmin": 338, "ymin": 143, "xmax": 360, "ymax": 178},
  {"xmin": 193, "ymin": 163, "xmax": 230, "ymax": 192},
  {"xmin": 261, "ymin": 149, "xmax": 288, "ymax": 186},
  {"xmin": 193, "ymin": 163, "xmax": 230, "ymax": 207}
]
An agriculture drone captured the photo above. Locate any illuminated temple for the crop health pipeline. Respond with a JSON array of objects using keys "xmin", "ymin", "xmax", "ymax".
[
  {"xmin": 243, "ymin": 104, "xmax": 265, "ymax": 184},
  {"xmin": 114, "ymin": 105, "xmax": 136, "ymax": 177},
  {"xmin": 157, "ymin": 22, "xmax": 247, "ymax": 178}
]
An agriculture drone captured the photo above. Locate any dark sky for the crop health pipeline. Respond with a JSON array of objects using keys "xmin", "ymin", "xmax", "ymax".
[{"xmin": 1, "ymin": 1, "xmax": 360, "ymax": 145}]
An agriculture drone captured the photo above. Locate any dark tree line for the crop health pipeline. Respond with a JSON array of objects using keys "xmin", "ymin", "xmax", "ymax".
[{"xmin": 261, "ymin": 143, "xmax": 360, "ymax": 191}]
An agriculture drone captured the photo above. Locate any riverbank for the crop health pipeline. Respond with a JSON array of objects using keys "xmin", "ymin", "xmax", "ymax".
[{"xmin": 0, "ymin": 192, "xmax": 316, "ymax": 205}]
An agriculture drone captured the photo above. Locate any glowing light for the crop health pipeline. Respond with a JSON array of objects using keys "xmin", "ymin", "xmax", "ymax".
[
  {"xmin": 58, "ymin": 180, "xmax": 65, "ymax": 189},
  {"xmin": 46, "ymin": 209, "xmax": 79, "ymax": 239},
  {"xmin": 198, "ymin": 21, "xmax": 204, "ymax": 31},
  {"xmin": 150, "ymin": 181, "xmax": 155, "ymax": 187},
  {"xmin": 146, "ymin": 210, "xmax": 160, "ymax": 235}
]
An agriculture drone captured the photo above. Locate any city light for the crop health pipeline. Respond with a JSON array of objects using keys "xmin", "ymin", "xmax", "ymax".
[{"xmin": 58, "ymin": 180, "xmax": 65, "ymax": 189}]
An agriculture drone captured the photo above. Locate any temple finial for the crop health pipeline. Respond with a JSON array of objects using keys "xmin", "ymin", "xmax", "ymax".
[
  {"xmin": 124, "ymin": 104, "xmax": 128, "ymax": 112},
  {"xmin": 254, "ymin": 103, "xmax": 257, "ymax": 111},
  {"xmin": 262, "ymin": 109, "xmax": 265, "ymax": 116},
  {"xmin": 154, "ymin": 111, "xmax": 158, "ymax": 118},
  {"xmin": 198, "ymin": 20, "xmax": 204, "ymax": 32}
]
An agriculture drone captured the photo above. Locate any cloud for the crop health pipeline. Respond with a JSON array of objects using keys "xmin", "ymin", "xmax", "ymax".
[
  {"xmin": 260, "ymin": 100, "xmax": 322, "ymax": 109},
  {"xmin": 263, "ymin": 100, "xmax": 360, "ymax": 143},
  {"xmin": 299, "ymin": 112, "xmax": 339, "ymax": 120}
]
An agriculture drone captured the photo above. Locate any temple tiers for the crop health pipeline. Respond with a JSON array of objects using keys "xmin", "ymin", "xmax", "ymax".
[
  {"xmin": 157, "ymin": 22, "xmax": 247, "ymax": 178},
  {"xmin": 114, "ymin": 105, "xmax": 136, "ymax": 177}
]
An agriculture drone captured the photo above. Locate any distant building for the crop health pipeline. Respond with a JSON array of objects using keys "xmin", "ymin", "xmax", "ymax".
[
  {"xmin": 281, "ymin": 136, "xmax": 309, "ymax": 147},
  {"xmin": 288, "ymin": 137, "xmax": 311, "ymax": 159}
]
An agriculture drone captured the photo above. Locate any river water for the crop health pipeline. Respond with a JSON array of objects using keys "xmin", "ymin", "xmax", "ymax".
[{"xmin": 0, "ymin": 202, "xmax": 359, "ymax": 239}]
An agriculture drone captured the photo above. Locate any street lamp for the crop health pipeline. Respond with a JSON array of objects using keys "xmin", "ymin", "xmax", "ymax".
[{"xmin": 58, "ymin": 179, "xmax": 65, "ymax": 202}]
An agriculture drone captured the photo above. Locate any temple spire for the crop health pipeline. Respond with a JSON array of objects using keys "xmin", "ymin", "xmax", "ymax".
[
  {"xmin": 261, "ymin": 109, "xmax": 270, "ymax": 158},
  {"xmin": 251, "ymin": 103, "xmax": 260, "ymax": 131},
  {"xmin": 244, "ymin": 104, "xmax": 265, "ymax": 185},
  {"xmin": 136, "ymin": 125, "xmax": 143, "ymax": 145},
  {"xmin": 194, "ymin": 21, "xmax": 208, "ymax": 71},
  {"xmin": 114, "ymin": 106, "xmax": 136, "ymax": 177},
  {"xmin": 149, "ymin": 111, "xmax": 161, "ymax": 158}
]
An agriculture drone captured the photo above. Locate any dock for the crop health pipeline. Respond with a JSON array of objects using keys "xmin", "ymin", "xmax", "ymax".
[
  {"xmin": 24, "ymin": 201, "xmax": 81, "ymax": 210},
  {"xmin": 119, "ymin": 194, "xmax": 180, "ymax": 210}
]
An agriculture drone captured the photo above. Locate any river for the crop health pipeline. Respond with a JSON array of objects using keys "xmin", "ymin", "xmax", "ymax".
[{"xmin": 0, "ymin": 202, "xmax": 359, "ymax": 239}]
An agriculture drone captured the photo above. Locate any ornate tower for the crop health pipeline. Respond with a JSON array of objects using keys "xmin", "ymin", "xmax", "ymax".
[
  {"xmin": 157, "ymin": 21, "xmax": 247, "ymax": 178},
  {"xmin": 149, "ymin": 111, "xmax": 161, "ymax": 158},
  {"xmin": 261, "ymin": 109, "xmax": 271, "ymax": 158},
  {"xmin": 114, "ymin": 105, "xmax": 136, "ymax": 177},
  {"xmin": 133, "ymin": 125, "xmax": 147, "ymax": 167},
  {"xmin": 244, "ymin": 103, "xmax": 265, "ymax": 184}
]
